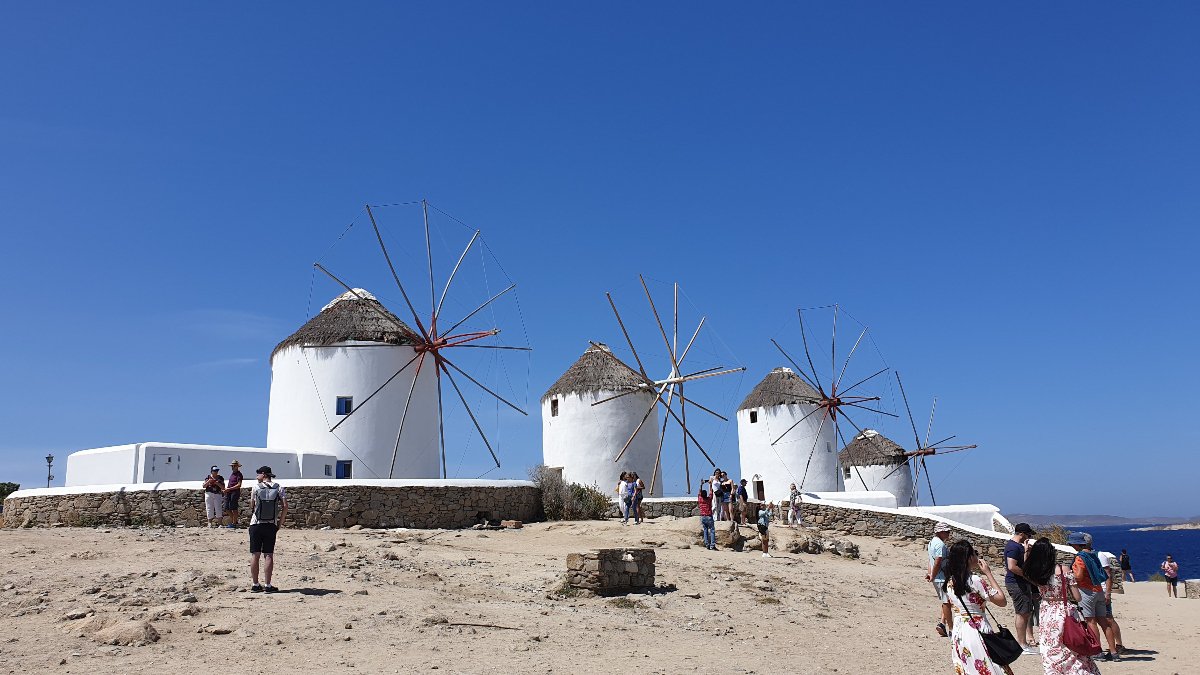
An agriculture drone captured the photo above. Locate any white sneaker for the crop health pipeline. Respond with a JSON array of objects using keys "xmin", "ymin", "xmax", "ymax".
[
  {"xmin": 1022, "ymin": 646, "xmax": 1040, "ymax": 655},
  {"xmin": 762, "ymin": 553, "xmax": 772, "ymax": 558}
]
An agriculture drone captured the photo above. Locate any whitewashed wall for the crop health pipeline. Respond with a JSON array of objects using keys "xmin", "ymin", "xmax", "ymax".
[
  {"xmin": 900, "ymin": 504, "xmax": 1004, "ymax": 532},
  {"xmin": 542, "ymin": 389, "xmax": 664, "ymax": 495},
  {"xmin": 736, "ymin": 404, "xmax": 840, "ymax": 503},
  {"xmin": 64, "ymin": 443, "xmax": 339, "ymax": 487},
  {"xmin": 844, "ymin": 462, "xmax": 916, "ymax": 507},
  {"xmin": 804, "ymin": 490, "xmax": 898, "ymax": 509},
  {"xmin": 268, "ymin": 342, "xmax": 441, "ymax": 479}
]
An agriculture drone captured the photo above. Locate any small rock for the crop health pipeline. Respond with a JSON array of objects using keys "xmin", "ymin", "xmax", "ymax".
[{"xmin": 353, "ymin": 590, "xmax": 369, "ymax": 596}]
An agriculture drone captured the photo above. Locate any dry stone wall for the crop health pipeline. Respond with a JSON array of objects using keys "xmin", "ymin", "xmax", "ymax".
[
  {"xmin": 2, "ymin": 484, "xmax": 539, "ymax": 530},
  {"xmin": 565, "ymin": 548, "xmax": 656, "ymax": 594},
  {"xmin": 607, "ymin": 498, "xmax": 701, "ymax": 519}
]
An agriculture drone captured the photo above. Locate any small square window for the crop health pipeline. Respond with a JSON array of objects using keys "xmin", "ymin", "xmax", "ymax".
[
  {"xmin": 843, "ymin": 467, "xmax": 851, "ymax": 479},
  {"xmin": 336, "ymin": 396, "xmax": 353, "ymax": 415},
  {"xmin": 324, "ymin": 464, "xmax": 333, "ymax": 477},
  {"xmin": 749, "ymin": 410, "xmax": 758, "ymax": 424},
  {"xmin": 550, "ymin": 399, "xmax": 559, "ymax": 417}
]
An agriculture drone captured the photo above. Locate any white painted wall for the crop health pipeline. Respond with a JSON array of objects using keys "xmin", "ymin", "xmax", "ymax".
[
  {"xmin": 66, "ymin": 445, "xmax": 140, "ymax": 486},
  {"xmin": 267, "ymin": 342, "xmax": 441, "ymax": 479},
  {"xmin": 542, "ymin": 389, "xmax": 664, "ymax": 495},
  {"xmin": 804, "ymin": 490, "xmax": 898, "ymax": 509},
  {"xmin": 844, "ymin": 462, "xmax": 917, "ymax": 507},
  {"xmin": 64, "ymin": 443, "xmax": 339, "ymax": 487},
  {"xmin": 737, "ymin": 404, "xmax": 839, "ymax": 503},
  {"xmin": 11, "ymin": 477, "xmax": 536, "ymax": 500},
  {"xmin": 901, "ymin": 504, "xmax": 1003, "ymax": 532}
]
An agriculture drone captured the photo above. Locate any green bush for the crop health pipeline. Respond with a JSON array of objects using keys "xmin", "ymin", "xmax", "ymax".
[
  {"xmin": 0, "ymin": 482, "xmax": 19, "ymax": 501},
  {"xmin": 1146, "ymin": 573, "xmax": 1166, "ymax": 582},
  {"xmin": 529, "ymin": 464, "xmax": 612, "ymax": 521}
]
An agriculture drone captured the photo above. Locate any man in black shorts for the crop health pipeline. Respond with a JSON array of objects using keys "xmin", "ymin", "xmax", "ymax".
[
  {"xmin": 248, "ymin": 466, "xmax": 287, "ymax": 593},
  {"xmin": 1004, "ymin": 522, "xmax": 1040, "ymax": 655}
]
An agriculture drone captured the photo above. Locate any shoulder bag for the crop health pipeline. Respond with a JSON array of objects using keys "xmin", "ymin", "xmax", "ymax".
[
  {"xmin": 1059, "ymin": 569, "xmax": 1102, "ymax": 657},
  {"xmin": 960, "ymin": 579, "xmax": 1023, "ymax": 666}
]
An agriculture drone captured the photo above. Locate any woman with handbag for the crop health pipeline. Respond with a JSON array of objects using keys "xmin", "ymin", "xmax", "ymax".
[
  {"xmin": 1024, "ymin": 538, "xmax": 1102, "ymax": 674},
  {"xmin": 944, "ymin": 540, "xmax": 1019, "ymax": 675}
]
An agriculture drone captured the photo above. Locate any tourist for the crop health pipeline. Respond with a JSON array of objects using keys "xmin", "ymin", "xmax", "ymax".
[
  {"xmin": 1068, "ymin": 532, "xmax": 1118, "ymax": 661},
  {"xmin": 248, "ymin": 465, "xmax": 287, "ymax": 593},
  {"xmin": 1119, "ymin": 550, "xmax": 1133, "ymax": 583},
  {"xmin": 925, "ymin": 520, "xmax": 953, "ymax": 638},
  {"xmin": 202, "ymin": 465, "xmax": 225, "ymax": 528},
  {"xmin": 1004, "ymin": 522, "xmax": 1040, "ymax": 654},
  {"xmin": 720, "ymin": 472, "xmax": 734, "ymax": 522},
  {"xmin": 1093, "ymin": 540, "xmax": 1126, "ymax": 657},
  {"xmin": 223, "ymin": 459, "xmax": 243, "ymax": 528},
  {"xmin": 736, "ymin": 478, "xmax": 749, "ymax": 525},
  {"xmin": 709, "ymin": 469, "xmax": 723, "ymax": 521},
  {"xmin": 698, "ymin": 480, "xmax": 715, "ymax": 550},
  {"xmin": 757, "ymin": 501, "xmax": 772, "ymax": 558},
  {"xmin": 615, "ymin": 472, "xmax": 631, "ymax": 525},
  {"xmin": 943, "ymin": 540, "xmax": 1010, "ymax": 675},
  {"xmin": 1161, "ymin": 554, "xmax": 1179, "ymax": 598},
  {"xmin": 630, "ymin": 471, "xmax": 645, "ymax": 524},
  {"xmin": 788, "ymin": 482, "xmax": 802, "ymax": 528},
  {"xmin": 1023, "ymin": 537, "xmax": 1102, "ymax": 675}
]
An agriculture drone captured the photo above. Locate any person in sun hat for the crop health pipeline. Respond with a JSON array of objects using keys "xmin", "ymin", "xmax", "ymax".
[
  {"xmin": 925, "ymin": 520, "xmax": 953, "ymax": 638},
  {"xmin": 223, "ymin": 459, "xmax": 244, "ymax": 528},
  {"xmin": 248, "ymin": 466, "xmax": 287, "ymax": 593},
  {"xmin": 202, "ymin": 465, "xmax": 225, "ymax": 528}
]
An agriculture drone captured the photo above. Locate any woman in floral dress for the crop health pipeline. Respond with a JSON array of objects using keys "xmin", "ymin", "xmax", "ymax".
[
  {"xmin": 1024, "ymin": 538, "xmax": 1102, "ymax": 675},
  {"xmin": 944, "ymin": 540, "xmax": 1012, "ymax": 675}
]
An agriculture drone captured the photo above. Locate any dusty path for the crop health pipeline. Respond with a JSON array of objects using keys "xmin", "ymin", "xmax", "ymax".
[{"xmin": 0, "ymin": 519, "xmax": 1194, "ymax": 674}]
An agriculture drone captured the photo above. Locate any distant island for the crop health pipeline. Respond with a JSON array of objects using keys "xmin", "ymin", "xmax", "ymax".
[
  {"xmin": 1131, "ymin": 522, "xmax": 1200, "ymax": 532},
  {"xmin": 1007, "ymin": 513, "xmax": 1196, "ymax": 528}
]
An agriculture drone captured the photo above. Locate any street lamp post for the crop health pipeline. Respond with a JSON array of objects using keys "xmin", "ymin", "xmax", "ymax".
[{"xmin": 45, "ymin": 454, "xmax": 54, "ymax": 488}]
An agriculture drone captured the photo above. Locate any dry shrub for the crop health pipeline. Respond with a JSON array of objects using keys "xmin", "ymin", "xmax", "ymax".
[
  {"xmin": 1039, "ymin": 523, "xmax": 1071, "ymax": 545},
  {"xmin": 529, "ymin": 464, "xmax": 612, "ymax": 521}
]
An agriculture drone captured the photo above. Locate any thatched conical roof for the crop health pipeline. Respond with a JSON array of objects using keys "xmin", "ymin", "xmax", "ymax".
[
  {"xmin": 838, "ymin": 429, "xmax": 907, "ymax": 467},
  {"xmin": 271, "ymin": 289, "xmax": 419, "ymax": 360},
  {"xmin": 542, "ymin": 343, "xmax": 650, "ymax": 401},
  {"xmin": 738, "ymin": 367, "xmax": 820, "ymax": 411}
]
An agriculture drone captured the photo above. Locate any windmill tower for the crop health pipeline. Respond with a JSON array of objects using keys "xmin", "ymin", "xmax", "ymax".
[
  {"xmin": 541, "ymin": 343, "xmax": 663, "ymax": 493},
  {"xmin": 267, "ymin": 289, "xmax": 441, "ymax": 478},
  {"xmin": 736, "ymin": 367, "xmax": 840, "ymax": 501},
  {"xmin": 838, "ymin": 429, "xmax": 915, "ymax": 505}
]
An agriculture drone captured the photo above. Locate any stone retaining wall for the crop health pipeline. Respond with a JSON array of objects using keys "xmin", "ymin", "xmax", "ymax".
[
  {"xmin": 1184, "ymin": 580, "xmax": 1198, "ymax": 599},
  {"xmin": 2, "ymin": 484, "xmax": 540, "ymax": 530},
  {"xmin": 608, "ymin": 498, "xmax": 702, "ymax": 519},
  {"xmin": 800, "ymin": 500, "xmax": 1083, "ymax": 568},
  {"xmin": 566, "ymin": 548, "xmax": 656, "ymax": 594}
]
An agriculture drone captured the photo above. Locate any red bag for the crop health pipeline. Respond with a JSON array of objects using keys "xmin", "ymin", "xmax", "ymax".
[{"xmin": 1059, "ymin": 570, "xmax": 1102, "ymax": 657}]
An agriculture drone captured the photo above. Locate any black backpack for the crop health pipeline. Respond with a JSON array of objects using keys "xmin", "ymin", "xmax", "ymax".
[{"xmin": 254, "ymin": 483, "xmax": 281, "ymax": 522}]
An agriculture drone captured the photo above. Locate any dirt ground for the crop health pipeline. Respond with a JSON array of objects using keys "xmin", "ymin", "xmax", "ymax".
[{"xmin": 0, "ymin": 518, "xmax": 1195, "ymax": 674}]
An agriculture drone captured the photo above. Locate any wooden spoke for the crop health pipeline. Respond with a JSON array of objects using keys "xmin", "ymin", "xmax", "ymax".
[
  {"xmin": 439, "ymin": 361, "xmax": 501, "ymax": 468},
  {"xmin": 835, "ymin": 367, "xmax": 889, "ymax": 398},
  {"xmin": 796, "ymin": 408, "xmax": 830, "ymax": 489},
  {"xmin": 770, "ymin": 403, "xmax": 827, "ymax": 446},
  {"xmin": 797, "ymin": 309, "xmax": 825, "ymax": 396},
  {"xmin": 440, "ymin": 355, "xmax": 527, "ymax": 416},
  {"xmin": 677, "ymin": 317, "xmax": 706, "ymax": 367},
  {"xmin": 606, "ymin": 293, "xmax": 650, "ymax": 381},
  {"xmin": 834, "ymin": 326, "xmax": 868, "ymax": 393},
  {"xmin": 434, "ymin": 230, "xmax": 480, "ymax": 324},
  {"xmin": 640, "ymin": 275, "xmax": 679, "ymax": 372},
  {"xmin": 441, "ymin": 284, "xmax": 517, "ymax": 336},
  {"xmin": 612, "ymin": 381, "xmax": 671, "ymax": 463},
  {"xmin": 388, "ymin": 353, "xmax": 428, "ymax": 478},
  {"xmin": 366, "ymin": 205, "xmax": 430, "ymax": 340},
  {"xmin": 842, "ymin": 402, "xmax": 900, "ymax": 418},
  {"xmin": 313, "ymin": 263, "xmax": 421, "ymax": 341},
  {"xmin": 674, "ymin": 391, "xmax": 728, "ymax": 422},
  {"xmin": 769, "ymin": 338, "xmax": 822, "ymax": 392},
  {"xmin": 648, "ymin": 385, "xmax": 675, "ymax": 496},
  {"xmin": 895, "ymin": 371, "xmax": 924, "ymax": 450}
]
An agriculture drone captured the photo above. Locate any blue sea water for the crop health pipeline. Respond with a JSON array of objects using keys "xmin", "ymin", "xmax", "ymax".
[{"xmin": 1076, "ymin": 524, "xmax": 1199, "ymax": 581}]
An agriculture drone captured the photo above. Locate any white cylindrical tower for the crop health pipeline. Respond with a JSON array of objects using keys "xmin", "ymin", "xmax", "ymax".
[
  {"xmin": 541, "ymin": 343, "xmax": 663, "ymax": 494},
  {"xmin": 736, "ymin": 367, "xmax": 840, "ymax": 502},
  {"xmin": 839, "ymin": 429, "xmax": 916, "ymax": 506},
  {"xmin": 267, "ymin": 290, "xmax": 441, "ymax": 479}
]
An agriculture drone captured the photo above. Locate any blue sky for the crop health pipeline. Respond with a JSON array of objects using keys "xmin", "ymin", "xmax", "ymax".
[{"xmin": 2, "ymin": 3, "xmax": 1197, "ymax": 517}]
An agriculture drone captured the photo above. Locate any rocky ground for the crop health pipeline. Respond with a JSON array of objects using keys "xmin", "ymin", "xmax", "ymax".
[{"xmin": 1, "ymin": 518, "xmax": 1195, "ymax": 674}]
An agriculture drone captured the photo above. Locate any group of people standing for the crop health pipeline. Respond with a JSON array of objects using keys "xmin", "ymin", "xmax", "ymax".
[
  {"xmin": 614, "ymin": 471, "xmax": 646, "ymax": 525},
  {"xmin": 928, "ymin": 520, "xmax": 1129, "ymax": 675},
  {"xmin": 696, "ymin": 476, "xmax": 772, "ymax": 557},
  {"xmin": 199, "ymin": 461, "xmax": 289, "ymax": 593},
  {"xmin": 201, "ymin": 460, "xmax": 244, "ymax": 527}
]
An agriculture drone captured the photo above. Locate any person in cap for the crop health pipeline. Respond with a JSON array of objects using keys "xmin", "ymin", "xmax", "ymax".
[
  {"xmin": 1004, "ymin": 522, "xmax": 1040, "ymax": 654},
  {"xmin": 1069, "ymin": 531, "xmax": 1119, "ymax": 661},
  {"xmin": 248, "ymin": 466, "xmax": 287, "ymax": 593},
  {"xmin": 223, "ymin": 460, "xmax": 244, "ymax": 528},
  {"xmin": 925, "ymin": 520, "xmax": 953, "ymax": 637},
  {"xmin": 202, "ymin": 465, "xmax": 225, "ymax": 528}
]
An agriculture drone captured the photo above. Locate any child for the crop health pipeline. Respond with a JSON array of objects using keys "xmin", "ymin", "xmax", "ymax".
[{"xmin": 758, "ymin": 502, "xmax": 773, "ymax": 558}]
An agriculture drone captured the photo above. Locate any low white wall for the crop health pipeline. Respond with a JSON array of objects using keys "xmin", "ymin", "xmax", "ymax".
[
  {"xmin": 66, "ymin": 445, "xmax": 140, "ymax": 486},
  {"xmin": 64, "ymin": 442, "xmax": 341, "ymax": 487},
  {"xmin": 804, "ymin": 490, "xmax": 897, "ymax": 509},
  {"xmin": 899, "ymin": 504, "xmax": 1002, "ymax": 532}
]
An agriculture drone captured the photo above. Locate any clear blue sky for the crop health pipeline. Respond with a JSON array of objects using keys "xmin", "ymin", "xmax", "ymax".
[{"xmin": 2, "ymin": 3, "xmax": 1197, "ymax": 517}]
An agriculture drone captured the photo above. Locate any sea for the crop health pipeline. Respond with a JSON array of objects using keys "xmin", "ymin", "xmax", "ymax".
[{"xmin": 1080, "ymin": 524, "xmax": 1199, "ymax": 581}]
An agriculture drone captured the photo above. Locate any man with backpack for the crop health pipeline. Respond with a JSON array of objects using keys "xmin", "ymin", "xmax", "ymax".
[{"xmin": 248, "ymin": 465, "xmax": 288, "ymax": 593}]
